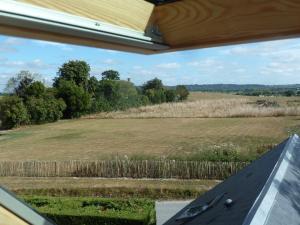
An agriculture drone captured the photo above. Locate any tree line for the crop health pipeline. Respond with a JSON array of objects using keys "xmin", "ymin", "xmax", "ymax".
[{"xmin": 0, "ymin": 60, "xmax": 189, "ymax": 129}]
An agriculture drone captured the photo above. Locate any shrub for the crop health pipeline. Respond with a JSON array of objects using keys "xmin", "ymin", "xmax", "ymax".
[
  {"xmin": 56, "ymin": 80, "xmax": 91, "ymax": 118},
  {"xmin": 144, "ymin": 89, "xmax": 166, "ymax": 104},
  {"xmin": 96, "ymin": 80, "xmax": 121, "ymax": 104},
  {"xmin": 0, "ymin": 96, "xmax": 29, "ymax": 129},
  {"xmin": 90, "ymin": 97, "xmax": 113, "ymax": 113},
  {"xmin": 23, "ymin": 196, "xmax": 155, "ymax": 225},
  {"xmin": 25, "ymin": 96, "xmax": 66, "ymax": 124},
  {"xmin": 165, "ymin": 89, "xmax": 177, "ymax": 102},
  {"xmin": 176, "ymin": 85, "xmax": 189, "ymax": 101}
]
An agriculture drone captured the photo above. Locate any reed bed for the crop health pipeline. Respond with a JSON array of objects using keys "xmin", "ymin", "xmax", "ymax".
[
  {"xmin": 90, "ymin": 99, "xmax": 300, "ymax": 119},
  {"xmin": 0, "ymin": 160, "xmax": 248, "ymax": 180}
]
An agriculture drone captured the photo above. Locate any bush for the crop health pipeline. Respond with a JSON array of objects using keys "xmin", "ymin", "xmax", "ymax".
[
  {"xmin": 176, "ymin": 85, "xmax": 189, "ymax": 101},
  {"xmin": 0, "ymin": 96, "xmax": 29, "ymax": 129},
  {"xmin": 56, "ymin": 80, "xmax": 91, "ymax": 118},
  {"xmin": 96, "ymin": 80, "xmax": 121, "ymax": 103},
  {"xmin": 165, "ymin": 89, "xmax": 177, "ymax": 102},
  {"xmin": 25, "ymin": 96, "xmax": 66, "ymax": 124},
  {"xmin": 145, "ymin": 89, "xmax": 166, "ymax": 104},
  {"xmin": 90, "ymin": 97, "xmax": 113, "ymax": 113},
  {"xmin": 23, "ymin": 196, "xmax": 155, "ymax": 225}
]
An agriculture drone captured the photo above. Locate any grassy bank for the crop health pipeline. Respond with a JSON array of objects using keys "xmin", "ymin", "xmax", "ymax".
[
  {"xmin": 23, "ymin": 196, "xmax": 155, "ymax": 225},
  {"xmin": 1, "ymin": 177, "xmax": 219, "ymax": 200}
]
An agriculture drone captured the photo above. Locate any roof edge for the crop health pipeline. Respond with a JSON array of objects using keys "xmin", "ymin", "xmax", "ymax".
[{"xmin": 242, "ymin": 134, "xmax": 299, "ymax": 225}]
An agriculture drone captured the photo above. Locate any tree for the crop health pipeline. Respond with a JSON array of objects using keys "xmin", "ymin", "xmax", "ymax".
[
  {"xmin": 284, "ymin": 90, "xmax": 295, "ymax": 97},
  {"xmin": 176, "ymin": 85, "xmax": 189, "ymax": 101},
  {"xmin": 56, "ymin": 80, "xmax": 91, "ymax": 118},
  {"xmin": 117, "ymin": 80, "xmax": 138, "ymax": 99},
  {"xmin": 165, "ymin": 89, "xmax": 177, "ymax": 102},
  {"xmin": 0, "ymin": 96, "xmax": 29, "ymax": 129},
  {"xmin": 5, "ymin": 71, "xmax": 40, "ymax": 96},
  {"xmin": 142, "ymin": 78, "xmax": 164, "ymax": 93},
  {"xmin": 54, "ymin": 60, "xmax": 90, "ymax": 89},
  {"xmin": 87, "ymin": 76, "xmax": 98, "ymax": 97},
  {"xmin": 24, "ymin": 81, "xmax": 46, "ymax": 99},
  {"xmin": 101, "ymin": 70, "xmax": 120, "ymax": 81},
  {"xmin": 96, "ymin": 80, "xmax": 120, "ymax": 103}
]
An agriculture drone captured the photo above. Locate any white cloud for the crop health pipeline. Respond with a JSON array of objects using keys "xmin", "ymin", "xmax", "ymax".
[
  {"xmin": 0, "ymin": 37, "xmax": 24, "ymax": 53},
  {"xmin": 133, "ymin": 66, "xmax": 142, "ymax": 70},
  {"xmin": 222, "ymin": 46, "xmax": 254, "ymax": 55},
  {"xmin": 33, "ymin": 40, "xmax": 73, "ymax": 51},
  {"xmin": 102, "ymin": 59, "xmax": 118, "ymax": 65},
  {"xmin": 187, "ymin": 58, "xmax": 224, "ymax": 72},
  {"xmin": 156, "ymin": 62, "xmax": 181, "ymax": 69},
  {"xmin": 0, "ymin": 58, "xmax": 53, "ymax": 70}
]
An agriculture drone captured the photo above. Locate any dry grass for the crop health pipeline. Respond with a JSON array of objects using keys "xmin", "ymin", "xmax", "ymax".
[
  {"xmin": 0, "ymin": 117, "xmax": 298, "ymax": 160},
  {"xmin": 0, "ymin": 92, "xmax": 299, "ymax": 161},
  {"xmin": 0, "ymin": 177, "xmax": 218, "ymax": 191},
  {"xmin": 90, "ymin": 97, "xmax": 300, "ymax": 119},
  {"xmin": 0, "ymin": 177, "xmax": 219, "ymax": 199}
]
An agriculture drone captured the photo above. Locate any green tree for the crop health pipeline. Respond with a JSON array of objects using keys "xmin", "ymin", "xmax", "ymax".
[
  {"xmin": 176, "ymin": 85, "xmax": 189, "ymax": 101},
  {"xmin": 165, "ymin": 89, "xmax": 177, "ymax": 102},
  {"xmin": 142, "ymin": 78, "xmax": 164, "ymax": 93},
  {"xmin": 87, "ymin": 76, "xmax": 99, "ymax": 97},
  {"xmin": 0, "ymin": 96, "xmax": 29, "ymax": 129},
  {"xmin": 56, "ymin": 80, "xmax": 91, "ymax": 118},
  {"xmin": 24, "ymin": 81, "xmax": 46, "ymax": 99},
  {"xmin": 5, "ymin": 70, "xmax": 40, "ymax": 94},
  {"xmin": 101, "ymin": 70, "xmax": 120, "ymax": 81},
  {"xmin": 96, "ymin": 80, "xmax": 120, "ymax": 102},
  {"xmin": 54, "ymin": 60, "xmax": 91, "ymax": 89}
]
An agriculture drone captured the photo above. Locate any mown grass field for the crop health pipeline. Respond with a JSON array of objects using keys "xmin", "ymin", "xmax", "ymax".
[{"xmin": 0, "ymin": 92, "xmax": 299, "ymax": 161}]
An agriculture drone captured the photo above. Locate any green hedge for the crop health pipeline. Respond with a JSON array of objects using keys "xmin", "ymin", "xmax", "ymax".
[{"xmin": 23, "ymin": 196, "xmax": 155, "ymax": 225}]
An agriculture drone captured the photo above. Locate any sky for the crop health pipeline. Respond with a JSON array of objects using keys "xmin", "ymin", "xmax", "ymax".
[{"xmin": 0, "ymin": 34, "xmax": 300, "ymax": 91}]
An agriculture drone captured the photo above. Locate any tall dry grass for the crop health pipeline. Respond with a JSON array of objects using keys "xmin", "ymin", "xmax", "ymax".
[
  {"xmin": 89, "ymin": 98, "xmax": 300, "ymax": 119},
  {"xmin": 0, "ymin": 160, "xmax": 247, "ymax": 180}
]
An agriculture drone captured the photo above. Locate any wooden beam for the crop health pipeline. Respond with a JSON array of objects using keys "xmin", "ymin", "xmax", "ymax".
[
  {"xmin": 18, "ymin": 0, "xmax": 155, "ymax": 32},
  {"xmin": 0, "ymin": 206, "xmax": 29, "ymax": 225},
  {"xmin": 154, "ymin": 0, "xmax": 300, "ymax": 51}
]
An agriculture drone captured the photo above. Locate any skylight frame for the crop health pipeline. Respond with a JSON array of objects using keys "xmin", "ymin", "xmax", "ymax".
[{"xmin": 0, "ymin": 0, "xmax": 169, "ymax": 51}]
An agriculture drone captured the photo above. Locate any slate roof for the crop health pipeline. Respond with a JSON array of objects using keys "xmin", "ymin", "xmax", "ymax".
[
  {"xmin": 164, "ymin": 134, "xmax": 300, "ymax": 225},
  {"xmin": 0, "ymin": 186, "xmax": 55, "ymax": 225}
]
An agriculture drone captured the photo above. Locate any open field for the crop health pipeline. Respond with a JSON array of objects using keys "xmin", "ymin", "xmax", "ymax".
[
  {"xmin": 1, "ymin": 92, "xmax": 300, "ymax": 160},
  {"xmin": 0, "ymin": 116, "xmax": 298, "ymax": 160},
  {"xmin": 92, "ymin": 92, "xmax": 300, "ymax": 119}
]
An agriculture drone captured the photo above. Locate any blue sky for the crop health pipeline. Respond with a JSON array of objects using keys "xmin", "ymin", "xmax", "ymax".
[{"xmin": 1, "ymin": 34, "xmax": 300, "ymax": 91}]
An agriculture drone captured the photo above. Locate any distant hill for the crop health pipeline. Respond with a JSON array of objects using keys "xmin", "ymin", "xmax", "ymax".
[{"xmin": 168, "ymin": 84, "xmax": 300, "ymax": 92}]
